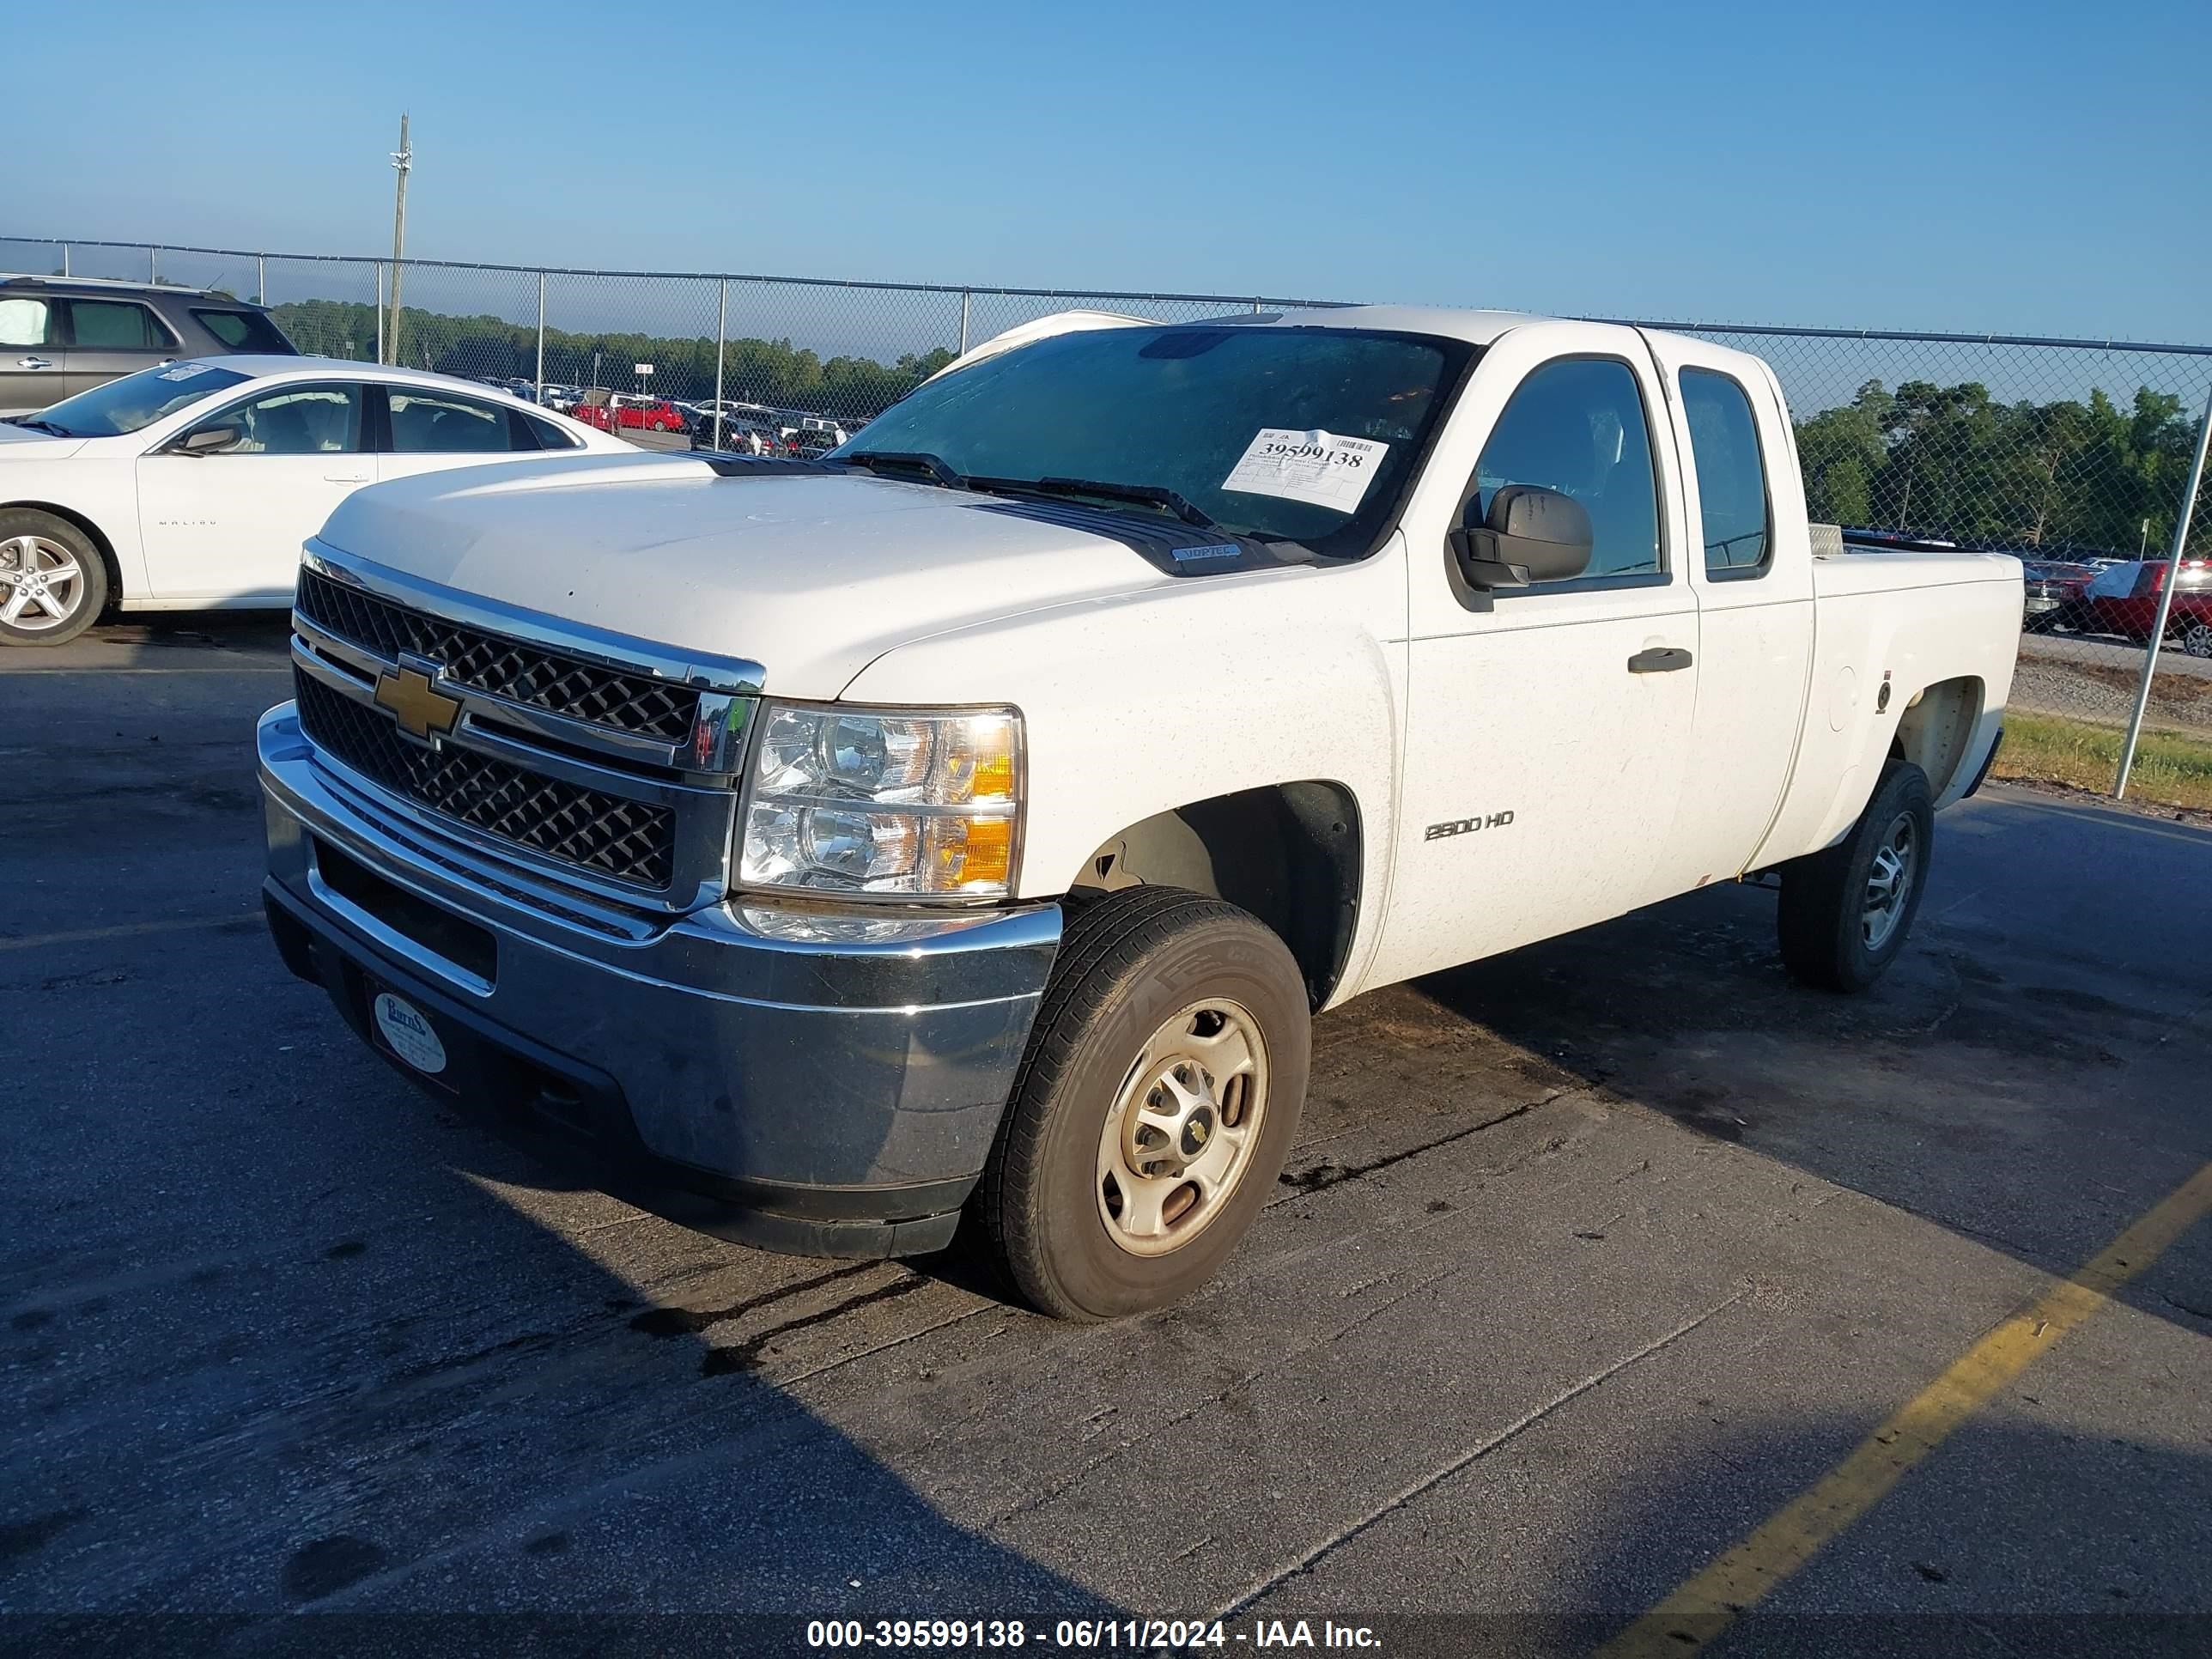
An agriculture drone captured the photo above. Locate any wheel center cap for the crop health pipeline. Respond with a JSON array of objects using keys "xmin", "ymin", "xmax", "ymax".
[{"xmin": 1180, "ymin": 1105, "xmax": 1217, "ymax": 1159}]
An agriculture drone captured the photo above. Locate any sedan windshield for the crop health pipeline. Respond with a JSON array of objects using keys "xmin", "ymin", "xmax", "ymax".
[
  {"xmin": 837, "ymin": 324, "xmax": 1473, "ymax": 558},
  {"xmin": 17, "ymin": 362, "xmax": 252, "ymax": 438}
]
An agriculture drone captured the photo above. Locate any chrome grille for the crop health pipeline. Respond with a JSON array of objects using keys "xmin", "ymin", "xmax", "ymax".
[
  {"xmin": 294, "ymin": 669, "xmax": 676, "ymax": 887},
  {"xmin": 296, "ymin": 568, "xmax": 696, "ymax": 741}
]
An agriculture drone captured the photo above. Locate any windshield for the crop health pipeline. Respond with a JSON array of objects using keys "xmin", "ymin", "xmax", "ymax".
[
  {"xmin": 16, "ymin": 362, "xmax": 251, "ymax": 438},
  {"xmin": 837, "ymin": 324, "xmax": 1473, "ymax": 558}
]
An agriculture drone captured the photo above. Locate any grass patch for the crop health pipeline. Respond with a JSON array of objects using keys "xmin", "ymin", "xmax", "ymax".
[{"xmin": 1993, "ymin": 710, "xmax": 2212, "ymax": 811}]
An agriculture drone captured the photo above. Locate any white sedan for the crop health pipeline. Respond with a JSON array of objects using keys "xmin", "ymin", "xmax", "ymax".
[{"xmin": 0, "ymin": 356, "xmax": 636, "ymax": 645}]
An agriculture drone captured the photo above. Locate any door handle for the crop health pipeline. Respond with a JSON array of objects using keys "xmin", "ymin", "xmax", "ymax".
[
  {"xmin": 1627, "ymin": 647, "xmax": 1693, "ymax": 674},
  {"xmin": 16, "ymin": 356, "xmax": 55, "ymax": 370},
  {"xmin": 323, "ymin": 472, "xmax": 371, "ymax": 484}
]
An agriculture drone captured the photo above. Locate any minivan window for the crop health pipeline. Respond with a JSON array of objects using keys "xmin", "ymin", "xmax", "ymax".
[
  {"xmin": 66, "ymin": 300, "xmax": 174, "ymax": 350},
  {"xmin": 191, "ymin": 308, "xmax": 295, "ymax": 354},
  {"xmin": 1680, "ymin": 368, "xmax": 1771, "ymax": 576},
  {"xmin": 16, "ymin": 362, "xmax": 252, "ymax": 436}
]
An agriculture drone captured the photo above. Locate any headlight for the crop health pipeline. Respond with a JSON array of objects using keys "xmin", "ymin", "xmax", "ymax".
[{"xmin": 738, "ymin": 702, "xmax": 1023, "ymax": 899}]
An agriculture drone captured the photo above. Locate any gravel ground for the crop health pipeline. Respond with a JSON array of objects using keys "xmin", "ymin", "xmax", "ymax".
[{"xmin": 2010, "ymin": 635, "xmax": 2212, "ymax": 731}]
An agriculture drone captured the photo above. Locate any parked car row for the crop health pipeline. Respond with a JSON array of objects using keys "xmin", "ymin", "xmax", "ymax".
[
  {"xmin": 2021, "ymin": 555, "xmax": 2212, "ymax": 656},
  {"xmin": 690, "ymin": 411, "xmax": 851, "ymax": 458}
]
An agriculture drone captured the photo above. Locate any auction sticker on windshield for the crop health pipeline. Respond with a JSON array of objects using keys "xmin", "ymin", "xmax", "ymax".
[
  {"xmin": 1222, "ymin": 428, "xmax": 1389, "ymax": 513},
  {"xmin": 373, "ymin": 992, "xmax": 447, "ymax": 1076},
  {"xmin": 157, "ymin": 362, "xmax": 217, "ymax": 381}
]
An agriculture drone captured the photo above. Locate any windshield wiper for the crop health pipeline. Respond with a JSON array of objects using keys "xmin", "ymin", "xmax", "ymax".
[
  {"xmin": 974, "ymin": 475, "xmax": 1221, "ymax": 532},
  {"xmin": 8, "ymin": 417, "xmax": 69, "ymax": 435},
  {"xmin": 837, "ymin": 450, "xmax": 975, "ymax": 491}
]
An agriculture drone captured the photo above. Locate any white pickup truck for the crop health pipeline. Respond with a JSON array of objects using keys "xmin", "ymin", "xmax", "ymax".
[{"xmin": 257, "ymin": 306, "xmax": 2019, "ymax": 1319}]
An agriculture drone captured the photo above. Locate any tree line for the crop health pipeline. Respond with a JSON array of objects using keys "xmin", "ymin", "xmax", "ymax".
[
  {"xmin": 1795, "ymin": 378, "xmax": 2200, "ymax": 555},
  {"xmin": 268, "ymin": 298, "xmax": 957, "ymax": 421}
]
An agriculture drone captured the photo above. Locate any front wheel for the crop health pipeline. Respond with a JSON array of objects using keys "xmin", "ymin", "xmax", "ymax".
[
  {"xmin": 0, "ymin": 510, "xmax": 108, "ymax": 647},
  {"xmin": 973, "ymin": 888, "xmax": 1310, "ymax": 1321},
  {"xmin": 2181, "ymin": 621, "xmax": 2212, "ymax": 659},
  {"xmin": 1777, "ymin": 759, "xmax": 1935, "ymax": 993}
]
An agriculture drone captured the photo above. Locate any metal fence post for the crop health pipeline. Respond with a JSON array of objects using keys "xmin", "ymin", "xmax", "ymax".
[
  {"xmin": 258, "ymin": 254, "xmax": 266, "ymax": 307},
  {"xmin": 2115, "ymin": 386, "xmax": 2212, "ymax": 800},
  {"xmin": 713, "ymin": 278, "xmax": 728, "ymax": 448},
  {"xmin": 149, "ymin": 246, "xmax": 158, "ymax": 284},
  {"xmin": 957, "ymin": 289, "xmax": 971, "ymax": 356},
  {"xmin": 374, "ymin": 262, "xmax": 386, "ymax": 364},
  {"xmin": 535, "ymin": 272, "xmax": 548, "ymax": 401},
  {"xmin": 60, "ymin": 245, "xmax": 69, "ymax": 276}
]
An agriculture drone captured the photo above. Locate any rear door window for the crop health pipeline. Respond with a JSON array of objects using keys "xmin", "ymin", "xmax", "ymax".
[
  {"xmin": 1679, "ymin": 368, "xmax": 1772, "ymax": 578},
  {"xmin": 64, "ymin": 300, "xmax": 176, "ymax": 350},
  {"xmin": 386, "ymin": 387, "xmax": 546, "ymax": 453}
]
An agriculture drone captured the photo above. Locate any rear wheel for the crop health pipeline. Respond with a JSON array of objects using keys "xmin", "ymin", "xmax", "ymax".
[
  {"xmin": 1777, "ymin": 760, "xmax": 1934, "ymax": 993},
  {"xmin": 2181, "ymin": 621, "xmax": 2212, "ymax": 659},
  {"xmin": 0, "ymin": 510, "xmax": 107, "ymax": 647},
  {"xmin": 974, "ymin": 888, "xmax": 1310, "ymax": 1321}
]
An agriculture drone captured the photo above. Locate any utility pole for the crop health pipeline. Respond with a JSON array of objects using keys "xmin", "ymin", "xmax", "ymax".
[{"xmin": 387, "ymin": 113, "xmax": 412, "ymax": 366}]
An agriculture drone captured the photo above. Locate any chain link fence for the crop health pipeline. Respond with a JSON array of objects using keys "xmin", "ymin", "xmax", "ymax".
[{"xmin": 7, "ymin": 235, "xmax": 2209, "ymax": 808}]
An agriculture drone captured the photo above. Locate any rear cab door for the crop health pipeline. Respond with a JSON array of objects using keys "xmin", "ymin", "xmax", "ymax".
[{"xmin": 1635, "ymin": 332, "xmax": 1817, "ymax": 891}]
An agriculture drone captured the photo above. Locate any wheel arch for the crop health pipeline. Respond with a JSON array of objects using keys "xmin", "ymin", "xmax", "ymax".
[
  {"xmin": 1887, "ymin": 674, "xmax": 1984, "ymax": 805},
  {"xmin": 1068, "ymin": 780, "xmax": 1363, "ymax": 1012},
  {"xmin": 1, "ymin": 499, "xmax": 125, "ymax": 606}
]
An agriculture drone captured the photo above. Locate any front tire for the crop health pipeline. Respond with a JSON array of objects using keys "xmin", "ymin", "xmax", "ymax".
[
  {"xmin": 1777, "ymin": 759, "xmax": 1935, "ymax": 993},
  {"xmin": 0, "ymin": 510, "xmax": 107, "ymax": 647},
  {"xmin": 975, "ymin": 888, "xmax": 1310, "ymax": 1321}
]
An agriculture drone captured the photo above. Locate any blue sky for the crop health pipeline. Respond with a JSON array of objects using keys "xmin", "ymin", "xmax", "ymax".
[{"xmin": 19, "ymin": 0, "xmax": 2209, "ymax": 341}]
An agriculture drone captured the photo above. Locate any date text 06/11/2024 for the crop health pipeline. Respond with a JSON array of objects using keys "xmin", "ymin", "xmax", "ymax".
[{"xmin": 803, "ymin": 1618, "xmax": 1382, "ymax": 1650}]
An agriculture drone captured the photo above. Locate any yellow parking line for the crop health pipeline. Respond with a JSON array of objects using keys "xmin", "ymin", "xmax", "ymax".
[
  {"xmin": 1597, "ymin": 1159, "xmax": 2212, "ymax": 1657},
  {"xmin": 0, "ymin": 912, "xmax": 261, "ymax": 953}
]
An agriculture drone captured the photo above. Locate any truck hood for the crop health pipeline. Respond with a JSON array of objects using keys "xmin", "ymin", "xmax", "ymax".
[{"xmin": 314, "ymin": 455, "xmax": 1178, "ymax": 698}]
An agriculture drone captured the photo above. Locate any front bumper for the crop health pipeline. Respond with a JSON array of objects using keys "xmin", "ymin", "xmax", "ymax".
[{"xmin": 258, "ymin": 703, "xmax": 1060, "ymax": 1258}]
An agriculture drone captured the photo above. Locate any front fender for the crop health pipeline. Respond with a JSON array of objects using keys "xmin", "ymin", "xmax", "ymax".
[{"xmin": 841, "ymin": 539, "xmax": 1407, "ymax": 992}]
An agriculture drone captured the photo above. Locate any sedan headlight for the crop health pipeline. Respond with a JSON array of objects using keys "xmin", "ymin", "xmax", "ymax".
[{"xmin": 738, "ymin": 702, "xmax": 1023, "ymax": 899}]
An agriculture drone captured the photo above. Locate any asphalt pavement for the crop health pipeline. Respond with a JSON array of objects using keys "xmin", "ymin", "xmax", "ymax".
[{"xmin": 3, "ymin": 617, "xmax": 2209, "ymax": 1656}]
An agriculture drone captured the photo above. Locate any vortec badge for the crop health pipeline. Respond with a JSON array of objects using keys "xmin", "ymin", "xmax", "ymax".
[
  {"xmin": 1426, "ymin": 810, "xmax": 1515, "ymax": 841},
  {"xmin": 373, "ymin": 662, "xmax": 462, "ymax": 742}
]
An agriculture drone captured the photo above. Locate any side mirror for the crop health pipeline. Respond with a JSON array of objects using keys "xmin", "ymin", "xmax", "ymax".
[
  {"xmin": 178, "ymin": 424, "xmax": 246, "ymax": 456},
  {"xmin": 1449, "ymin": 484, "xmax": 1594, "ymax": 588}
]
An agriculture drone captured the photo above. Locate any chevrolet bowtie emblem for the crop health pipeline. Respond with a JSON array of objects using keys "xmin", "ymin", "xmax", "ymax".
[{"xmin": 373, "ymin": 662, "xmax": 462, "ymax": 742}]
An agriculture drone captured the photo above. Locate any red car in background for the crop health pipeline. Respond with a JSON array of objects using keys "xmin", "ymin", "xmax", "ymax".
[
  {"xmin": 570, "ymin": 395, "xmax": 688, "ymax": 434},
  {"xmin": 2021, "ymin": 558, "xmax": 2100, "ymax": 631},
  {"xmin": 2082, "ymin": 557, "xmax": 2212, "ymax": 657}
]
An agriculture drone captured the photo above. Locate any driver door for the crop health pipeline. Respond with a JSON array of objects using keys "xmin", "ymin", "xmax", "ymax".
[
  {"xmin": 1371, "ymin": 327, "xmax": 1701, "ymax": 986},
  {"xmin": 134, "ymin": 382, "xmax": 369, "ymax": 603}
]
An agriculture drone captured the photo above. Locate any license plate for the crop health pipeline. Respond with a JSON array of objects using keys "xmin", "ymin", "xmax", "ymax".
[{"xmin": 373, "ymin": 990, "xmax": 448, "ymax": 1076}]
